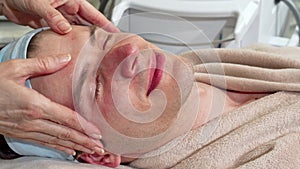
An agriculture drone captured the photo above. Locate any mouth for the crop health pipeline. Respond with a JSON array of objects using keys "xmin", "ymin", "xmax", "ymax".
[{"xmin": 146, "ymin": 52, "xmax": 165, "ymax": 96}]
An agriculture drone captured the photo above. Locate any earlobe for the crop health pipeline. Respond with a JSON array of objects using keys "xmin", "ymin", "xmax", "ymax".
[{"xmin": 79, "ymin": 152, "xmax": 121, "ymax": 168}]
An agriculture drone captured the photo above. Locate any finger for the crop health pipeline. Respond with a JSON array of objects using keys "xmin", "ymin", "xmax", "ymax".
[
  {"xmin": 27, "ymin": 20, "xmax": 43, "ymax": 28},
  {"xmin": 42, "ymin": 143, "xmax": 75, "ymax": 156},
  {"xmin": 3, "ymin": 80, "xmax": 102, "ymax": 141},
  {"xmin": 19, "ymin": 54, "xmax": 71, "ymax": 79},
  {"xmin": 0, "ymin": 125, "xmax": 75, "ymax": 155},
  {"xmin": 43, "ymin": 8, "xmax": 72, "ymax": 34},
  {"xmin": 41, "ymin": 100, "xmax": 102, "ymax": 140},
  {"xmin": 29, "ymin": 2, "xmax": 72, "ymax": 34},
  {"xmin": 28, "ymin": 119, "xmax": 103, "ymax": 149},
  {"xmin": 23, "ymin": 139, "xmax": 76, "ymax": 156},
  {"xmin": 21, "ymin": 132, "xmax": 95, "ymax": 155},
  {"xmin": 27, "ymin": 18, "xmax": 47, "ymax": 28},
  {"xmin": 1, "ymin": 120, "xmax": 102, "ymax": 155},
  {"xmin": 78, "ymin": 1, "xmax": 120, "ymax": 33},
  {"xmin": 49, "ymin": 0, "xmax": 69, "ymax": 9},
  {"xmin": 1, "ymin": 1, "xmax": 17, "ymax": 21}
]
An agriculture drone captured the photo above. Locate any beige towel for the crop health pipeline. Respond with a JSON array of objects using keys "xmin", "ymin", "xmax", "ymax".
[
  {"xmin": 129, "ymin": 46, "xmax": 300, "ymax": 169},
  {"xmin": 130, "ymin": 92, "xmax": 300, "ymax": 169},
  {"xmin": 182, "ymin": 45, "xmax": 300, "ymax": 92}
]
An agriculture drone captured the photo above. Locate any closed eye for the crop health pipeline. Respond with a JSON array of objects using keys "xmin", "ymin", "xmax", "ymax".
[
  {"xmin": 102, "ymin": 34, "xmax": 112, "ymax": 50},
  {"xmin": 95, "ymin": 74, "xmax": 104, "ymax": 100}
]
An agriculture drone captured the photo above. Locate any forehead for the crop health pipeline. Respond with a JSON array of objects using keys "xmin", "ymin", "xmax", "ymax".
[{"xmin": 34, "ymin": 26, "xmax": 92, "ymax": 56}]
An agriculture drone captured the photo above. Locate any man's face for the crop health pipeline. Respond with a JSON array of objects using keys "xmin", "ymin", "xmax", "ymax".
[{"xmin": 30, "ymin": 26, "xmax": 196, "ymax": 157}]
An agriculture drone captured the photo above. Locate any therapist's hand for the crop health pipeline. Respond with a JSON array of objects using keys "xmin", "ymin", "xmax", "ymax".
[
  {"xmin": 0, "ymin": 0, "xmax": 119, "ymax": 34},
  {"xmin": 0, "ymin": 55, "xmax": 104, "ymax": 156}
]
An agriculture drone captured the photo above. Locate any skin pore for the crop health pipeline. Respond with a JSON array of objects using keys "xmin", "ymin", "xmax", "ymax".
[{"xmin": 27, "ymin": 25, "xmax": 267, "ymax": 167}]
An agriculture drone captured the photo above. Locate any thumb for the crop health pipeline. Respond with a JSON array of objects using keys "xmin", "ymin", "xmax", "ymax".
[
  {"xmin": 22, "ymin": 54, "xmax": 71, "ymax": 78},
  {"xmin": 35, "ymin": 3, "xmax": 72, "ymax": 34},
  {"xmin": 44, "ymin": 8, "xmax": 72, "ymax": 34}
]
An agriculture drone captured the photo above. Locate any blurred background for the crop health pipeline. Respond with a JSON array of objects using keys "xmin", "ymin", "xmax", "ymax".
[{"xmin": 1, "ymin": 0, "xmax": 300, "ymax": 53}]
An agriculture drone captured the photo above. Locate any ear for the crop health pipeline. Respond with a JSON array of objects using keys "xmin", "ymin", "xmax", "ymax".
[{"xmin": 79, "ymin": 152, "xmax": 121, "ymax": 168}]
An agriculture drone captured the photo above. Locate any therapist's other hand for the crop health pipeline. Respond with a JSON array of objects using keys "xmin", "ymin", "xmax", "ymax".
[
  {"xmin": 0, "ymin": 0, "xmax": 119, "ymax": 34},
  {"xmin": 0, "ymin": 55, "xmax": 104, "ymax": 156}
]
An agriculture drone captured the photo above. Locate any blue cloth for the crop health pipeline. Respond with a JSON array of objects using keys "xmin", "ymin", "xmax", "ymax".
[
  {"xmin": 0, "ymin": 28, "xmax": 73, "ymax": 161},
  {"xmin": 0, "ymin": 28, "xmax": 48, "ymax": 88},
  {"xmin": 0, "ymin": 28, "xmax": 45, "ymax": 62}
]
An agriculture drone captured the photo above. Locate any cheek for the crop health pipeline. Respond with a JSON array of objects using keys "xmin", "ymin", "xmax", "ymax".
[
  {"xmin": 128, "ymin": 71, "xmax": 150, "ymax": 111},
  {"xmin": 97, "ymin": 73, "xmax": 182, "ymax": 138},
  {"xmin": 31, "ymin": 62, "xmax": 74, "ymax": 109},
  {"xmin": 156, "ymin": 73, "xmax": 182, "ymax": 116},
  {"xmin": 100, "ymin": 43, "xmax": 139, "ymax": 76}
]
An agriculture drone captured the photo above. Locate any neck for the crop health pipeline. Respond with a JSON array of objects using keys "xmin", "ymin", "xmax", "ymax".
[
  {"xmin": 192, "ymin": 82, "xmax": 268, "ymax": 129},
  {"xmin": 120, "ymin": 82, "xmax": 267, "ymax": 163}
]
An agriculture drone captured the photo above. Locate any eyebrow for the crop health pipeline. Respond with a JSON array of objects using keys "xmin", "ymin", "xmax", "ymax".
[
  {"xmin": 73, "ymin": 66, "xmax": 89, "ymax": 106},
  {"xmin": 89, "ymin": 25, "xmax": 97, "ymax": 44}
]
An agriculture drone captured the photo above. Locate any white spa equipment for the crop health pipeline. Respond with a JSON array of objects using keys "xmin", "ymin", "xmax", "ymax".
[
  {"xmin": 0, "ymin": 0, "xmax": 299, "ymax": 50},
  {"xmin": 0, "ymin": 16, "xmax": 32, "ymax": 49},
  {"xmin": 111, "ymin": 0, "xmax": 299, "ymax": 54}
]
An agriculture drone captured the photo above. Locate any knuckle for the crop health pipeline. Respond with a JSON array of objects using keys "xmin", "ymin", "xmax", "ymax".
[
  {"xmin": 47, "ymin": 10, "xmax": 60, "ymax": 19},
  {"xmin": 13, "ymin": 123, "xmax": 25, "ymax": 131},
  {"xmin": 44, "ymin": 7, "xmax": 62, "ymax": 22},
  {"xmin": 36, "ymin": 57, "xmax": 51, "ymax": 72},
  {"xmin": 9, "ymin": 123, "xmax": 19, "ymax": 130},
  {"xmin": 3, "ymin": 132, "xmax": 13, "ymax": 137},
  {"xmin": 2, "ymin": 130, "xmax": 18, "ymax": 137},
  {"xmin": 23, "ymin": 99, "xmax": 49, "ymax": 118},
  {"xmin": 27, "ymin": 0, "xmax": 42, "ymax": 12},
  {"xmin": 73, "ymin": 144, "xmax": 85, "ymax": 151},
  {"xmin": 58, "ymin": 130, "xmax": 72, "ymax": 139},
  {"xmin": 38, "ymin": 142, "xmax": 49, "ymax": 147},
  {"xmin": 49, "ymin": 136, "xmax": 60, "ymax": 144},
  {"xmin": 85, "ymin": 141, "xmax": 96, "ymax": 148},
  {"xmin": 66, "ymin": 115, "xmax": 78, "ymax": 127},
  {"xmin": 34, "ymin": 141, "xmax": 64, "ymax": 153},
  {"xmin": 24, "ymin": 109, "xmax": 43, "ymax": 119},
  {"xmin": 49, "ymin": 137, "xmax": 76, "ymax": 150},
  {"xmin": 14, "ymin": 121, "xmax": 35, "ymax": 132},
  {"xmin": 67, "ymin": 142, "xmax": 76, "ymax": 150}
]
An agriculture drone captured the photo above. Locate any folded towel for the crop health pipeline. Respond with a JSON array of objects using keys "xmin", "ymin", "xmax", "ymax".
[
  {"xmin": 130, "ymin": 91, "xmax": 300, "ymax": 169},
  {"xmin": 182, "ymin": 44, "xmax": 300, "ymax": 92}
]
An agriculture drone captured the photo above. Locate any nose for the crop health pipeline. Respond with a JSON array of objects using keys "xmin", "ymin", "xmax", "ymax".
[
  {"xmin": 104, "ymin": 43, "xmax": 140, "ymax": 78},
  {"xmin": 119, "ymin": 43, "xmax": 140, "ymax": 78}
]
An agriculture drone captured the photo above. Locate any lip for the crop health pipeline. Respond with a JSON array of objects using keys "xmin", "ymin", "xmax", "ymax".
[{"xmin": 146, "ymin": 52, "xmax": 165, "ymax": 96}]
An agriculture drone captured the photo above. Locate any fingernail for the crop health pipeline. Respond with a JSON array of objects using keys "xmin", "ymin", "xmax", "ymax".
[
  {"xmin": 59, "ymin": 54, "xmax": 71, "ymax": 63},
  {"xmin": 93, "ymin": 147, "xmax": 105, "ymax": 155},
  {"xmin": 93, "ymin": 139, "xmax": 104, "ymax": 148},
  {"xmin": 58, "ymin": 21, "xmax": 72, "ymax": 33},
  {"xmin": 91, "ymin": 134, "xmax": 102, "ymax": 140}
]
